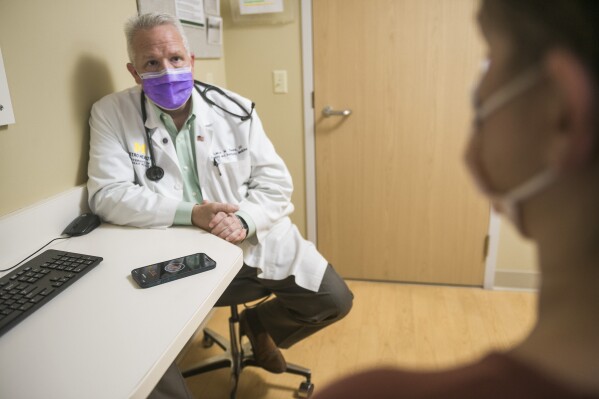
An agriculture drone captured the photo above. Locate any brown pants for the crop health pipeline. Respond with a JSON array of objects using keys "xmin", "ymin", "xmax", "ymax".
[{"xmin": 217, "ymin": 264, "xmax": 354, "ymax": 348}]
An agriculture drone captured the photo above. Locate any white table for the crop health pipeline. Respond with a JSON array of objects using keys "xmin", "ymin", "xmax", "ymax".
[{"xmin": 0, "ymin": 224, "xmax": 243, "ymax": 399}]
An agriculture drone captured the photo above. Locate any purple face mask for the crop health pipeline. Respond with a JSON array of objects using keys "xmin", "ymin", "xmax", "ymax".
[{"xmin": 139, "ymin": 67, "xmax": 193, "ymax": 110}]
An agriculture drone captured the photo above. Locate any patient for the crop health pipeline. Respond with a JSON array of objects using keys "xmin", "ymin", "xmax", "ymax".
[{"xmin": 314, "ymin": 0, "xmax": 599, "ymax": 398}]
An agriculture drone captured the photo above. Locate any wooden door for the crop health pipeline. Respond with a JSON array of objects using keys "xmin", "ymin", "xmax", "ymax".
[{"xmin": 313, "ymin": 0, "xmax": 489, "ymax": 285}]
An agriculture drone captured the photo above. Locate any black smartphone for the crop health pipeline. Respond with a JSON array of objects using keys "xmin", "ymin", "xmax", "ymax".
[{"xmin": 131, "ymin": 253, "xmax": 216, "ymax": 288}]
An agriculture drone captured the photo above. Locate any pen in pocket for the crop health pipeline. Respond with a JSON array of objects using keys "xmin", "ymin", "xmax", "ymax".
[{"xmin": 213, "ymin": 157, "xmax": 222, "ymax": 176}]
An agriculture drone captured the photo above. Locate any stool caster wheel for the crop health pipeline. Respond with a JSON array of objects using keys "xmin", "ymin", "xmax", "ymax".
[
  {"xmin": 298, "ymin": 381, "xmax": 314, "ymax": 398},
  {"xmin": 202, "ymin": 333, "xmax": 215, "ymax": 348}
]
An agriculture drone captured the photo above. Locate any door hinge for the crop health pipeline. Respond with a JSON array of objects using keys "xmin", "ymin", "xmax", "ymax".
[
  {"xmin": 311, "ymin": 91, "xmax": 314, "ymax": 109},
  {"xmin": 482, "ymin": 234, "xmax": 490, "ymax": 260}
]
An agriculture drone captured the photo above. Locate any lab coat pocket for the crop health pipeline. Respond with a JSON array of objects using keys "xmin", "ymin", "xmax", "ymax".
[{"xmin": 265, "ymin": 219, "xmax": 295, "ymax": 267}]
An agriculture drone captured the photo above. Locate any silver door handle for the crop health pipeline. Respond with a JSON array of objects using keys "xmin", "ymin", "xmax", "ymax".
[{"xmin": 322, "ymin": 106, "xmax": 352, "ymax": 117}]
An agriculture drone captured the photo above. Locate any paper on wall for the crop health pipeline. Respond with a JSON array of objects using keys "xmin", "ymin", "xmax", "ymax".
[
  {"xmin": 207, "ymin": 16, "xmax": 223, "ymax": 45},
  {"xmin": 204, "ymin": 0, "xmax": 220, "ymax": 16},
  {"xmin": 239, "ymin": 0, "xmax": 283, "ymax": 15},
  {"xmin": 176, "ymin": 0, "xmax": 206, "ymax": 26},
  {"xmin": 0, "ymin": 48, "xmax": 15, "ymax": 126}
]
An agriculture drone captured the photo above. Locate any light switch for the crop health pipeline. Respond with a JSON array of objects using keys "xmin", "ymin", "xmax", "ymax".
[{"xmin": 272, "ymin": 70, "xmax": 288, "ymax": 94}]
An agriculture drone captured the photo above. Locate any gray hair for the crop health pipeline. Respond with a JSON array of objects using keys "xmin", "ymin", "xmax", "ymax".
[{"xmin": 125, "ymin": 12, "xmax": 190, "ymax": 65}]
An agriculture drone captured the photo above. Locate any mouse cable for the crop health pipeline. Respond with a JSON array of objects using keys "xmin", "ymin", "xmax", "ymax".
[{"xmin": 0, "ymin": 236, "xmax": 70, "ymax": 273}]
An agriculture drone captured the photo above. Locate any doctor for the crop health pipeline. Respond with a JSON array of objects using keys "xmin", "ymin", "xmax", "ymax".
[{"xmin": 87, "ymin": 11, "xmax": 353, "ymax": 397}]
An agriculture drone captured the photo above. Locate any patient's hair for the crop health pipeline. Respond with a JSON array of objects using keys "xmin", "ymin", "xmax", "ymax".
[
  {"xmin": 124, "ymin": 12, "xmax": 190, "ymax": 65},
  {"xmin": 480, "ymin": 0, "xmax": 599, "ymax": 78},
  {"xmin": 480, "ymin": 0, "xmax": 599, "ymax": 140}
]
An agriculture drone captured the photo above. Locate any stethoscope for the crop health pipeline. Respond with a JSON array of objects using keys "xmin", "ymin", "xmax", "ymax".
[{"xmin": 141, "ymin": 80, "xmax": 255, "ymax": 181}]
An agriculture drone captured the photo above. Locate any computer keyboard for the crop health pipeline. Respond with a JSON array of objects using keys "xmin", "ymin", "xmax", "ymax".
[{"xmin": 0, "ymin": 249, "xmax": 103, "ymax": 337}]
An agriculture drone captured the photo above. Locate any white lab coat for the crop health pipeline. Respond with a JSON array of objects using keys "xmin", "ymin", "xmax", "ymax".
[{"xmin": 87, "ymin": 85, "xmax": 327, "ymax": 291}]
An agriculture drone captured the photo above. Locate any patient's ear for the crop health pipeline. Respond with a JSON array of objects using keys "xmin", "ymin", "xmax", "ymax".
[{"xmin": 544, "ymin": 49, "xmax": 595, "ymax": 171}]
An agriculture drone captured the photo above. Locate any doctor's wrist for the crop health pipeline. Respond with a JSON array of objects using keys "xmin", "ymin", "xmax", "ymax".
[{"xmin": 191, "ymin": 203, "xmax": 210, "ymax": 230}]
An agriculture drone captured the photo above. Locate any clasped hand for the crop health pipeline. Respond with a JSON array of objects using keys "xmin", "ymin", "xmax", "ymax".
[{"xmin": 191, "ymin": 200, "xmax": 247, "ymax": 244}]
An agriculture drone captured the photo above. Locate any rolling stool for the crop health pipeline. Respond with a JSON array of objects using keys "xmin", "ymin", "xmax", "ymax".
[{"xmin": 181, "ymin": 290, "xmax": 314, "ymax": 399}]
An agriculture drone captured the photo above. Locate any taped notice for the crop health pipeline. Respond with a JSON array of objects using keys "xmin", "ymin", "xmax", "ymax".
[
  {"xmin": 0, "ymin": 48, "xmax": 15, "ymax": 126},
  {"xmin": 239, "ymin": 0, "xmax": 283, "ymax": 15}
]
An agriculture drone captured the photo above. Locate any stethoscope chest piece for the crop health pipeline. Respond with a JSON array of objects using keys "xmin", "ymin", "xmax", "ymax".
[{"xmin": 146, "ymin": 165, "xmax": 165, "ymax": 181}]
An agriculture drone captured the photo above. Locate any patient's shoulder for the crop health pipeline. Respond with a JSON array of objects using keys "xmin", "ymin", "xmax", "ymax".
[{"xmin": 313, "ymin": 353, "xmax": 598, "ymax": 399}]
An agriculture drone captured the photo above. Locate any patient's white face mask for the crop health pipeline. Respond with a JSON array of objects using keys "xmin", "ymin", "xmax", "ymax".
[{"xmin": 466, "ymin": 62, "xmax": 556, "ymax": 233}]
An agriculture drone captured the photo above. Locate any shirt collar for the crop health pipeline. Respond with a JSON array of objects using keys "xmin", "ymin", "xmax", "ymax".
[{"xmin": 148, "ymin": 95, "xmax": 197, "ymax": 134}]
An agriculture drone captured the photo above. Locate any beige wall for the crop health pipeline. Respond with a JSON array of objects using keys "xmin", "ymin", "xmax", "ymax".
[
  {"xmin": 494, "ymin": 216, "xmax": 539, "ymax": 288},
  {"xmin": 496, "ymin": 218, "xmax": 537, "ymax": 272},
  {"xmin": 0, "ymin": 0, "xmax": 226, "ymax": 217},
  {"xmin": 221, "ymin": 0, "xmax": 306, "ymax": 235}
]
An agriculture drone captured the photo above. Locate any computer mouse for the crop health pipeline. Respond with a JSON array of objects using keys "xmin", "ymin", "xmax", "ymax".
[{"xmin": 62, "ymin": 213, "xmax": 101, "ymax": 237}]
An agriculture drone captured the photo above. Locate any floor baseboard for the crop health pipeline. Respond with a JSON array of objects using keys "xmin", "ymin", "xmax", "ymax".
[{"xmin": 494, "ymin": 269, "xmax": 539, "ymax": 290}]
